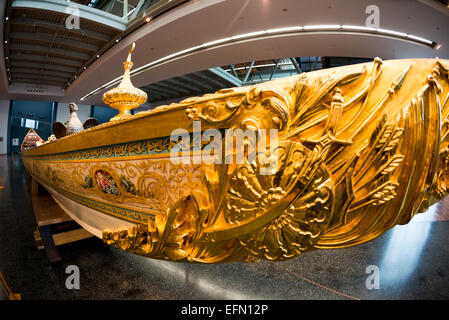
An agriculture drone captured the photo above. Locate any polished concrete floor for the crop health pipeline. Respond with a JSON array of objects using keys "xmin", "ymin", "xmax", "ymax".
[{"xmin": 0, "ymin": 155, "xmax": 448, "ymax": 300}]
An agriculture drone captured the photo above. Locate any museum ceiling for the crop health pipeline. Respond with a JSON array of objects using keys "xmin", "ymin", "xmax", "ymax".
[
  {"xmin": 1, "ymin": 0, "xmax": 447, "ymax": 104},
  {"xmin": 3, "ymin": 0, "xmax": 185, "ymax": 92},
  {"xmin": 4, "ymin": 1, "xmax": 123, "ymax": 88}
]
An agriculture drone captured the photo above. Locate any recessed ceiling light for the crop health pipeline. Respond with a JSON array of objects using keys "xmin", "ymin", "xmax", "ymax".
[
  {"xmin": 341, "ymin": 25, "xmax": 375, "ymax": 31},
  {"xmin": 97, "ymin": 54, "xmax": 100, "ymax": 58},
  {"xmin": 377, "ymin": 28, "xmax": 407, "ymax": 38},
  {"xmin": 231, "ymin": 31, "xmax": 266, "ymax": 40},
  {"xmin": 146, "ymin": 17, "xmax": 151, "ymax": 22},
  {"xmin": 267, "ymin": 26, "xmax": 302, "ymax": 33}
]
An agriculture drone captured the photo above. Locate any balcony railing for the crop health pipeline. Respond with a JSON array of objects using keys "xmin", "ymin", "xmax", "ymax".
[{"xmin": 87, "ymin": 0, "xmax": 187, "ymax": 25}]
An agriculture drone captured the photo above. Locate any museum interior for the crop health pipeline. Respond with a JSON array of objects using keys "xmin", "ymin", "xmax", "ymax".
[{"xmin": 0, "ymin": 0, "xmax": 449, "ymax": 301}]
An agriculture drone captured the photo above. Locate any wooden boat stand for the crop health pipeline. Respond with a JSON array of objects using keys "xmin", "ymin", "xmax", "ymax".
[
  {"xmin": 0, "ymin": 271, "xmax": 21, "ymax": 300},
  {"xmin": 28, "ymin": 175, "xmax": 93, "ymax": 263}
]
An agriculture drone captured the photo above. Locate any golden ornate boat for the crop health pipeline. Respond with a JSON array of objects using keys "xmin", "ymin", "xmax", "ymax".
[{"xmin": 21, "ymin": 45, "xmax": 449, "ymax": 263}]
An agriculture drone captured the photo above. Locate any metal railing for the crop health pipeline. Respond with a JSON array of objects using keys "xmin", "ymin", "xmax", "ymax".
[{"xmin": 89, "ymin": 0, "xmax": 184, "ymax": 25}]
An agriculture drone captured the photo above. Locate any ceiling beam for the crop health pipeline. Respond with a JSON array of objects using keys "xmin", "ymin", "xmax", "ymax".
[
  {"xmin": 12, "ymin": 71, "xmax": 70, "ymax": 81},
  {"xmin": 12, "ymin": 76, "xmax": 68, "ymax": 85},
  {"xmin": 154, "ymin": 80, "xmax": 192, "ymax": 95},
  {"xmin": 129, "ymin": 0, "xmax": 146, "ymax": 21},
  {"xmin": 230, "ymin": 65, "xmax": 238, "ymax": 77},
  {"xmin": 141, "ymin": 87, "xmax": 166, "ymax": 100},
  {"xmin": 143, "ymin": 86, "xmax": 173, "ymax": 99},
  {"xmin": 10, "ymin": 18, "xmax": 112, "ymax": 43},
  {"xmin": 149, "ymin": 82, "xmax": 191, "ymax": 96},
  {"xmin": 269, "ymin": 60, "xmax": 280, "ymax": 80},
  {"xmin": 12, "ymin": 77, "xmax": 66, "ymax": 86},
  {"xmin": 311, "ymin": 56, "xmax": 318, "ymax": 71},
  {"xmin": 177, "ymin": 75, "xmax": 215, "ymax": 91},
  {"xmin": 9, "ymin": 32, "xmax": 100, "ymax": 52},
  {"xmin": 290, "ymin": 58, "xmax": 302, "ymax": 74},
  {"xmin": 9, "ymin": 61, "xmax": 78, "ymax": 73},
  {"xmin": 242, "ymin": 61, "xmax": 255, "ymax": 85},
  {"xmin": 148, "ymin": 94, "xmax": 165, "ymax": 101},
  {"xmin": 245, "ymin": 69, "xmax": 298, "ymax": 85},
  {"xmin": 10, "ymin": 53, "xmax": 83, "ymax": 68},
  {"xmin": 9, "ymin": 43, "xmax": 91, "ymax": 61},
  {"xmin": 208, "ymin": 67, "xmax": 242, "ymax": 87},
  {"xmin": 12, "ymin": 67, "xmax": 73, "ymax": 78},
  {"xmin": 192, "ymin": 71, "xmax": 227, "ymax": 89},
  {"xmin": 163, "ymin": 78, "xmax": 204, "ymax": 93},
  {"xmin": 148, "ymin": 92, "xmax": 167, "ymax": 101}
]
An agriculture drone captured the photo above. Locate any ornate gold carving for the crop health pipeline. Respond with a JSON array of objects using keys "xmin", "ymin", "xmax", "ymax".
[
  {"xmin": 102, "ymin": 58, "xmax": 449, "ymax": 263},
  {"xmin": 23, "ymin": 157, "xmax": 206, "ymax": 224},
  {"xmin": 23, "ymin": 56, "xmax": 449, "ymax": 263},
  {"xmin": 103, "ymin": 194, "xmax": 205, "ymax": 261},
  {"xmin": 234, "ymin": 141, "xmax": 333, "ymax": 260}
]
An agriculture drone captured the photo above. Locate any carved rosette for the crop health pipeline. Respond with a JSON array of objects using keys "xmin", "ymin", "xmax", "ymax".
[{"xmin": 229, "ymin": 142, "xmax": 333, "ymax": 260}]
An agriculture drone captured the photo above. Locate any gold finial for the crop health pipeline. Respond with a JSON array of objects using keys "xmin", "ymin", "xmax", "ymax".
[
  {"xmin": 128, "ymin": 42, "xmax": 135, "ymax": 60},
  {"xmin": 102, "ymin": 42, "xmax": 148, "ymax": 121},
  {"xmin": 123, "ymin": 42, "xmax": 135, "ymax": 71}
]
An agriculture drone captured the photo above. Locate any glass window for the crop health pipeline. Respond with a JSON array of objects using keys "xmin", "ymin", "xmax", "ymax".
[{"xmin": 24, "ymin": 119, "xmax": 36, "ymax": 129}]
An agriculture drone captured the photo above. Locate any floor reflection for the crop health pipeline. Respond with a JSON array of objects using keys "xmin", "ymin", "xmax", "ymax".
[
  {"xmin": 146, "ymin": 259, "xmax": 260, "ymax": 300},
  {"xmin": 379, "ymin": 204, "xmax": 435, "ymax": 287},
  {"xmin": 410, "ymin": 202, "xmax": 440, "ymax": 222}
]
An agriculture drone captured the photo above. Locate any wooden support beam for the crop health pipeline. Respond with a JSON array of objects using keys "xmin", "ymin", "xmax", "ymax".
[
  {"xmin": 0, "ymin": 272, "xmax": 21, "ymax": 300},
  {"xmin": 31, "ymin": 195, "xmax": 72, "ymax": 226},
  {"xmin": 29, "ymin": 177, "xmax": 94, "ymax": 263},
  {"xmin": 38, "ymin": 225, "xmax": 62, "ymax": 263},
  {"xmin": 31, "ymin": 178, "xmax": 40, "ymax": 196},
  {"xmin": 53, "ymin": 229, "xmax": 93, "ymax": 246}
]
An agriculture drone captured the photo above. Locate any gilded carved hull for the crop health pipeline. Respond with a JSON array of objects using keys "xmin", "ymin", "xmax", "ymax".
[{"xmin": 22, "ymin": 58, "xmax": 449, "ymax": 263}]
